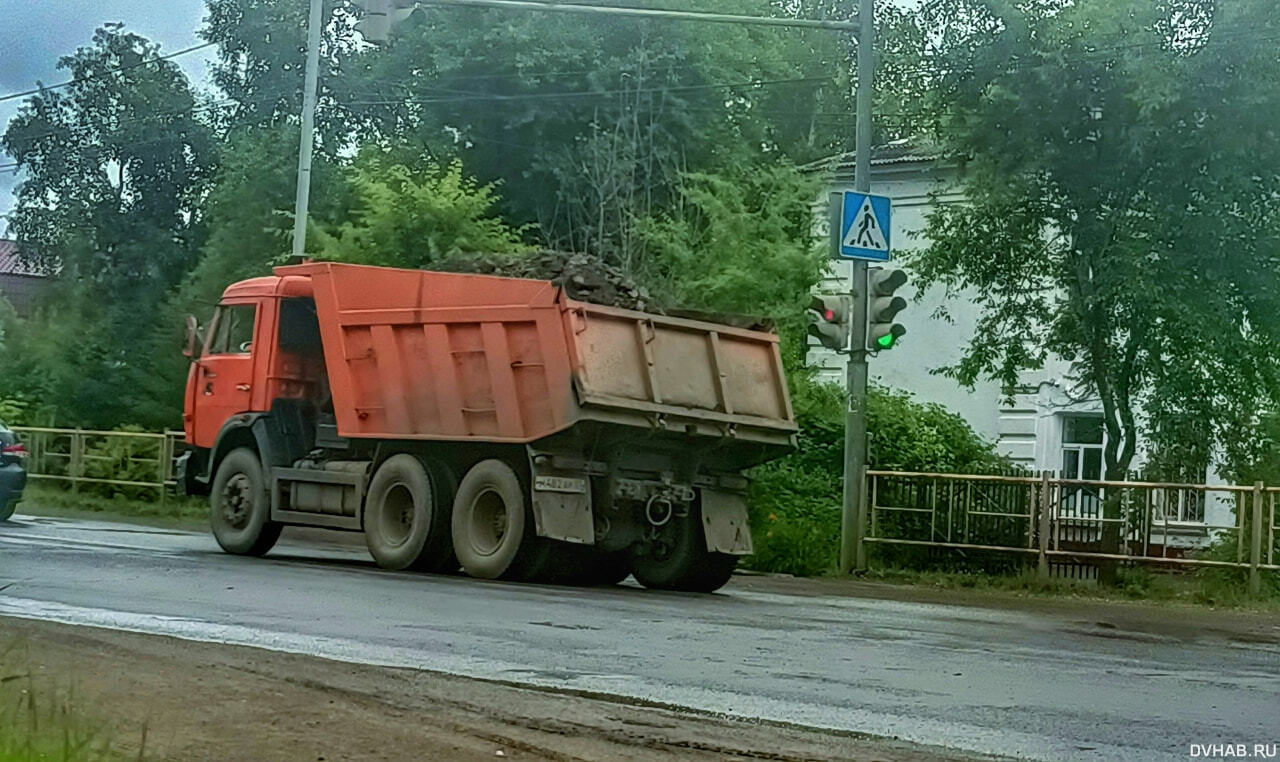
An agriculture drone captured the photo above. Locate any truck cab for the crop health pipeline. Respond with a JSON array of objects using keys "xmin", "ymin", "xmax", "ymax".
[{"xmin": 184, "ymin": 275, "xmax": 326, "ymax": 452}]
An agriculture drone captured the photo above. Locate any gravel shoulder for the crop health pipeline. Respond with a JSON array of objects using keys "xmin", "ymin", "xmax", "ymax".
[{"xmin": 0, "ymin": 616, "xmax": 996, "ymax": 762}]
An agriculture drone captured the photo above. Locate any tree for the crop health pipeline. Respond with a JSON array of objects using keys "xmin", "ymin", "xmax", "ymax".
[
  {"xmin": 201, "ymin": 0, "xmax": 357, "ymax": 145},
  {"xmin": 3, "ymin": 25, "xmax": 216, "ymax": 286},
  {"xmin": 911, "ymin": 0, "xmax": 1280, "ymax": 572},
  {"xmin": 0, "ymin": 25, "xmax": 217, "ymax": 428},
  {"xmin": 314, "ymin": 147, "xmax": 529, "ymax": 269},
  {"xmin": 340, "ymin": 0, "xmax": 852, "ymax": 270},
  {"xmin": 638, "ymin": 161, "xmax": 825, "ymax": 361}
]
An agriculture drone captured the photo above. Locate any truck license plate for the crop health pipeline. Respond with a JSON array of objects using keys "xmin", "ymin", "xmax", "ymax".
[{"xmin": 534, "ymin": 476, "xmax": 587, "ymax": 494}]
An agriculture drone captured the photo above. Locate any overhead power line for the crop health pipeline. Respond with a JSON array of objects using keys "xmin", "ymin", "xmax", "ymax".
[
  {"xmin": 342, "ymin": 75, "xmax": 833, "ymax": 106},
  {"xmin": 415, "ymin": 0, "xmax": 859, "ymax": 32},
  {"xmin": 0, "ymin": 41, "xmax": 216, "ymax": 105}
]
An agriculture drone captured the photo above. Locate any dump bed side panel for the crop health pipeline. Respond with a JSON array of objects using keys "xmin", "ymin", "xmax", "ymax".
[
  {"xmin": 277, "ymin": 262, "xmax": 575, "ymax": 442},
  {"xmin": 562, "ymin": 300, "xmax": 797, "ymax": 444}
]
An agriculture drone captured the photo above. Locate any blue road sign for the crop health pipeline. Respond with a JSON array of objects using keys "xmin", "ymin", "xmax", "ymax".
[{"xmin": 838, "ymin": 191, "xmax": 892, "ymax": 261}]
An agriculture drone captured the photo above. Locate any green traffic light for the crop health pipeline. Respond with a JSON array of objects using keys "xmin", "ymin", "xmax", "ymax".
[{"xmin": 877, "ymin": 334, "xmax": 896, "ymax": 349}]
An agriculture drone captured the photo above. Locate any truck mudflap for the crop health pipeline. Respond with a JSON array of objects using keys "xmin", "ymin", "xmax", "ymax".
[
  {"xmin": 699, "ymin": 489, "xmax": 754, "ymax": 555},
  {"xmin": 530, "ymin": 473, "xmax": 595, "ymax": 545}
]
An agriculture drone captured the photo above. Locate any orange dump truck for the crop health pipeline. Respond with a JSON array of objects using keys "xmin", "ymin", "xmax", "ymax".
[{"xmin": 178, "ymin": 262, "xmax": 796, "ymax": 591}]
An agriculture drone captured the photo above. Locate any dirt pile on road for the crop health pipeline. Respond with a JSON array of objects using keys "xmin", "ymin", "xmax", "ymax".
[{"xmin": 436, "ymin": 250, "xmax": 652, "ymax": 311}]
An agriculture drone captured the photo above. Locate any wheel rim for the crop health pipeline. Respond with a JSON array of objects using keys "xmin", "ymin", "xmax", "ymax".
[
  {"xmin": 379, "ymin": 483, "xmax": 416, "ymax": 548},
  {"xmin": 219, "ymin": 473, "xmax": 253, "ymax": 529},
  {"xmin": 469, "ymin": 488, "xmax": 509, "ymax": 556}
]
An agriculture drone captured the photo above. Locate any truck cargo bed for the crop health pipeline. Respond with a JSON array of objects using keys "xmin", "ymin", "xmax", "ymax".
[{"xmin": 276, "ymin": 262, "xmax": 796, "ymax": 454}]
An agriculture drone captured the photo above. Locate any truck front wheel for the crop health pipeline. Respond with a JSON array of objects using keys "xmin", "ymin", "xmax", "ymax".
[
  {"xmin": 629, "ymin": 508, "xmax": 738, "ymax": 593},
  {"xmin": 210, "ymin": 447, "xmax": 282, "ymax": 556},
  {"xmin": 364, "ymin": 454, "xmax": 455, "ymax": 572},
  {"xmin": 451, "ymin": 459, "xmax": 547, "ymax": 581}
]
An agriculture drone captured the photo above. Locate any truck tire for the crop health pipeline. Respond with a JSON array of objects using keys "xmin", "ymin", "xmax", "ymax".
[
  {"xmin": 210, "ymin": 447, "xmax": 282, "ymax": 556},
  {"xmin": 629, "ymin": 508, "xmax": 738, "ymax": 593},
  {"xmin": 364, "ymin": 454, "xmax": 454, "ymax": 572},
  {"xmin": 451, "ymin": 459, "xmax": 548, "ymax": 581},
  {"xmin": 0, "ymin": 499, "xmax": 16, "ymax": 522}
]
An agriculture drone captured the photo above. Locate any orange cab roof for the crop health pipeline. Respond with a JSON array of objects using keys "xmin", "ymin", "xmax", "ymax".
[{"xmin": 221, "ymin": 275, "xmax": 313, "ymax": 301}]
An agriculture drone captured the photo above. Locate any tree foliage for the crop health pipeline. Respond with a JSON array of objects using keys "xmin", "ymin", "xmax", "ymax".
[
  {"xmin": 341, "ymin": 0, "xmax": 852, "ymax": 269},
  {"xmin": 3, "ymin": 25, "xmax": 215, "ymax": 286},
  {"xmin": 639, "ymin": 163, "xmax": 825, "ymax": 359},
  {"xmin": 1, "ymin": 25, "xmax": 217, "ymax": 428},
  {"xmin": 748, "ymin": 373, "xmax": 1009, "ymax": 575},
  {"xmin": 912, "ymin": 0, "xmax": 1280, "ymax": 482},
  {"xmin": 315, "ymin": 148, "xmax": 529, "ymax": 269}
]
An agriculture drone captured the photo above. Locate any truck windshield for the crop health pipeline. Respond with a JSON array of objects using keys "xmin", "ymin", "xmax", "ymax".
[{"xmin": 207, "ymin": 304, "xmax": 257, "ymax": 355}]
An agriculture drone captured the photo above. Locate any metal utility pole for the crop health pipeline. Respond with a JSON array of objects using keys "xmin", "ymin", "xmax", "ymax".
[
  {"xmin": 839, "ymin": 0, "xmax": 874, "ymax": 574},
  {"xmin": 292, "ymin": 0, "xmax": 324, "ymax": 259}
]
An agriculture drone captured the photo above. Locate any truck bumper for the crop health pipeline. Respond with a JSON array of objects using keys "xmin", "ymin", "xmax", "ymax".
[{"xmin": 174, "ymin": 450, "xmax": 210, "ymax": 497}]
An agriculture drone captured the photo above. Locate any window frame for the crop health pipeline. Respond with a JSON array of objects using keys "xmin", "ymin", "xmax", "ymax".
[{"xmin": 204, "ymin": 302, "xmax": 259, "ymax": 357}]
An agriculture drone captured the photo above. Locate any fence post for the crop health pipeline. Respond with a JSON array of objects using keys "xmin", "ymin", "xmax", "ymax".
[
  {"xmin": 157, "ymin": 434, "xmax": 170, "ymax": 506},
  {"xmin": 1038, "ymin": 471, "xmax": 1052, "ymax": 582},
  {"xmin": 1250, "ymin": 481, "xmax": 1264, "ymax": 596},
  {"xmin": 70, "ymin": 429, "xmax": 83, "ymax": 494},
  {"xmin": 854, "ymin": 464, "xmax": 869, "ymax": 572}
]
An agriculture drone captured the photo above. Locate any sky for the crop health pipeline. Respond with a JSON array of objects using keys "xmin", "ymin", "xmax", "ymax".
[{"xmin": 0, "ymin": 0, "xmax": 214, "ymax": 230}]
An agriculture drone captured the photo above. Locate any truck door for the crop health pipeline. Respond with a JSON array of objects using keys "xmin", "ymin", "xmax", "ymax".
[{"xmin": 190, "ymin": 302, "xmax": 259, "ymax": 448}]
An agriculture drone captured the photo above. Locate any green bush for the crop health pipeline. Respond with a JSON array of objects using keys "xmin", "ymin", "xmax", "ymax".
[
  {"xmin": 78, "ymin": 427, "xmax": 167, "ymax": 501},
  {"xmin": 745, "ymin": 373, "xmax": 1013, "ymax": 576},
  {"xmin": 0, "ymin": 398, "xmax": 28, "ymax": 426}
]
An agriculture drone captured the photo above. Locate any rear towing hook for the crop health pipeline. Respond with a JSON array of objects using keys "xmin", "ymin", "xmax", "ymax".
[{"xmin": 645, "ymin": 493, "xmax": 674, "ymax": 528}]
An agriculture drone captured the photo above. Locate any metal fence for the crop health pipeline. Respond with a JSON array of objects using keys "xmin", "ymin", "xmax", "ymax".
[
  {"xmin": 862, "ymin": 469, "xmax": 1278, "ymax": 592},
  {"xmin": 13, "ymin": 427, "xmax": 187, "ymax": 499}
]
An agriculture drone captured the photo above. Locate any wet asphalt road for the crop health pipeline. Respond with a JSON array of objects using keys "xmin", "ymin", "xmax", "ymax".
[{"xmin": 0, "ymin": 514, "xmax": 1276, "ymax": 762}]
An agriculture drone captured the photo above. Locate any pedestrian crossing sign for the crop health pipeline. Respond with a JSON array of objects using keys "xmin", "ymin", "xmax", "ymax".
[{"xmin": 838, "ymin": 191, "xmax": 892, "ymax": 261}]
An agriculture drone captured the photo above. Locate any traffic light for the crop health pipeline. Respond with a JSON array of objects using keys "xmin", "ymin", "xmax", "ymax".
[
  {"xmin": 808, "ymin": 294, "xmax": 853, "ymax": 352},
  {"xmin": 353, "ymin": 0, "xmax": 420, "ymax": 44},
  {"xmin": 866, "ymin": 267, "xmax": 907, "ymax": 351}
]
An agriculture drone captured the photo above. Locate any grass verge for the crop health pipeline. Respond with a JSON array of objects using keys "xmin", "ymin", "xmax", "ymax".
[
  {"xmin": 857, "ymin": 565, "xmax": 1280, "ymax": 612},
  {"xmin": 0, "ymin": 639, "xmax": 134, "ymax": 762},
  {"xmin": 14, "ymin": 485, "xmax": 205, "ymax": 530}
]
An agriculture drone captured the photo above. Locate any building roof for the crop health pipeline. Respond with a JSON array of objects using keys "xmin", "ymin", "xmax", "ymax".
[
  {"xmin": 801, "ymin": 138, "xmax": 942, "ymax": 175},
  {"xmin": 0, "ymin": 240, "xmax": 47, "ymax": 277}
]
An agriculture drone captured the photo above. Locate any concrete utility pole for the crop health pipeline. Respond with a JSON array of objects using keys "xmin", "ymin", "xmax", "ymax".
[
  {"xmin": 839, "ymin": 0, "xmax": 875, "ymax": 575},
  {"xmin": 292, "ymin": 0, "xmax": 324, "ymax": 259}
]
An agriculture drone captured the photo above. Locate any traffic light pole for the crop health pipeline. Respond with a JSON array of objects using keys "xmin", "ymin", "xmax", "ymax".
[{"xmin": 839, "ymin": 0, "xmax": 874, "ymax": 574}]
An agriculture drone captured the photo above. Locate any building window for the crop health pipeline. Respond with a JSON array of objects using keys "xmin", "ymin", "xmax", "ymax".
[
  {"xmin": 1061, "ymin": 415, "xmax": 1103, "ymax": 480},
  {"xmin": 1060, "ymin": 414, "xmax": 1104, "ymax": 517}
]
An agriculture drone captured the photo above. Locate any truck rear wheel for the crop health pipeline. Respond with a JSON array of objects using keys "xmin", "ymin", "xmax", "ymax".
[
  {"xmin": 451, "ymin": 459, "xmax": 547, "ymax": 581},
  {"xmin": 364, "ymin": 454, "xmax": 455, "ymax": 572},
  {"xmin": 629, "ymin": 508, "xmax": 738, "ymax": 593},
  {"xmin": 210, "ymin": 447, "xmax": 282, "ymax": 556}
]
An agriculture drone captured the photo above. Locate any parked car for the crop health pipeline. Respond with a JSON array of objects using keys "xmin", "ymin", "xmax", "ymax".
[{"xmin": 0, "ymin": 421, "xmax": 27, "ymax": 521}]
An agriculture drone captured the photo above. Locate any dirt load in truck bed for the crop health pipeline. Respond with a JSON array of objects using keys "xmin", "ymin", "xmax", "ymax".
[{"xmin": 436, "ymin": 249, "xmax": 651, "ymax": 311}]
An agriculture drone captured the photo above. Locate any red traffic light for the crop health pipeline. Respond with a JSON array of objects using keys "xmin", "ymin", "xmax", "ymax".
[{"xmin": 824, "ymin": 308, "xmax": 836, "ymax": 321}]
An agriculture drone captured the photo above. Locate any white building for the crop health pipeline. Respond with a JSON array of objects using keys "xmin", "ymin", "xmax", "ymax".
[{"xmin": 805, "ymin": 143, "xmax": 1231, "ymax": 543}]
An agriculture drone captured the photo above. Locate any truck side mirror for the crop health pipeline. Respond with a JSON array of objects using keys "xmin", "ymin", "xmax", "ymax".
[{"xmin": 184, "ymin": 315, "xmax": 203, "ymax": 359}]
